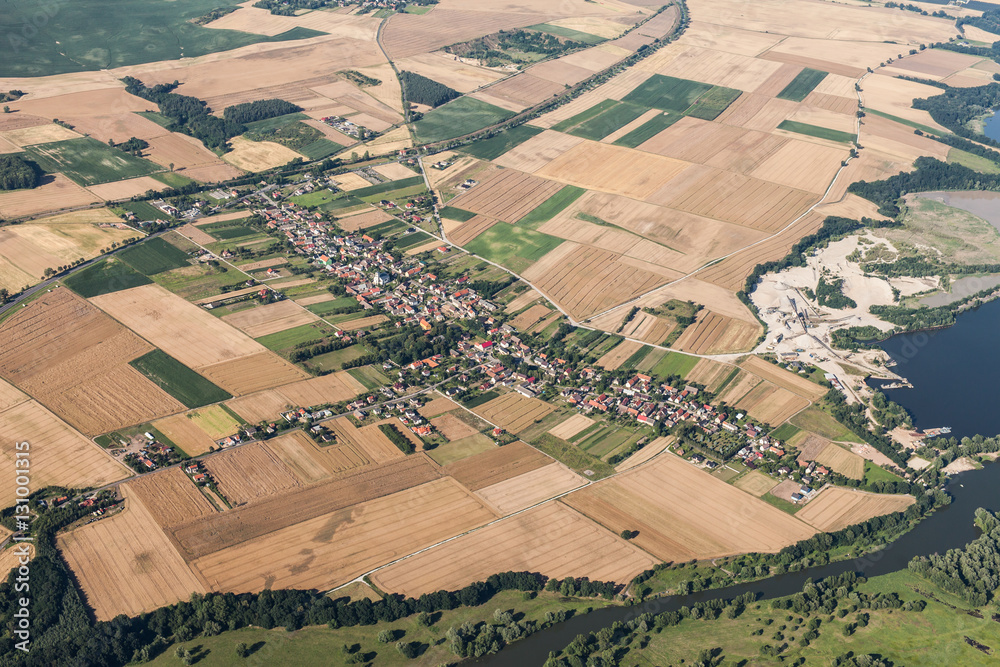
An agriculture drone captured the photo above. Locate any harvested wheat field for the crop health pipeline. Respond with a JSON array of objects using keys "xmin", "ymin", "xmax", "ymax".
[
  {"xmin": 0, "ymin": 174, "xmax": 98, "ymax": 219},
  {"xmin": 370, "ymin": 502, "xmax": 655, "ymax": 597},
  {"xmin": 125, "ymin": 467, "xmax": 216, "ymax": 529},
  {"xmin": 537, "ymin": 141, "xmax": 688, "ymax": 201},
  {"xmin": 504, "ymin": 286, "xmax": 544, "ymax": 312},
  {"xmin": 563, "ymin": 453, "xmax": 815, "ymax": 562},
  {"xmin": 90, "ymin": 284, "xmax": 266, "ymax": 368},
  {"xmin": 87, "ymin": 176, "xmax": 168, "ymax": 201},
  {"xmin": 276, "ymin": 371, "xmax": 366, "ymax": 408},
  {"xmin": 338, "ymin": 314, "xmax": 388, "ymax": 331},
  {"xmin": 476, "ymin": 463, "xmax": 584, "ymax": 515},
  {"xmin": 197, "ymin": 352, "xmax": 308, "ymax": 396},
  {"xmin": 57, "ymin": 487, "xmax": 205, "ymax": 621},
  {"xmin": 597, "ymin": 339, "xmax": 645, "ymax": 370},
  {"xmin": 336, "ymin": 208, "xmax": 392, "ymax": 232},
  {"xmin": 152, "ymin": 413, "xmax": 218, "ymax": 456},
  {"xmin": 221, "ymin": 300, "xmax": 319, "ymax": 338},
  {"xmin": 169, "ymin": 455, "xmax": 443, "ymax": 560},
  {"xmin": 326, "ymin": 443, "xmax": 374, "ymax": 473},
  {"xmin": 224, "ymin": 390, "xmax": 295, "ymax": 423},
  {"xmin": 205, "ymin": 443, "xmax": 302, "ymax": 506},
  {"xmin": 548, "ymin": 413, "xmax": 595, "ymax": 440},
  {"xmin": 326, "ymin": 417, "xmax": 405, "ymax": 463},
  {"xmin": 420, "ymin": 395, "xmax": 460, "ymax": 418},
  {"xmin": 795, "ymin": 487, "xmax": 914, "ymax": 532},
  {"xmin": 430, "ymin": 412, "xmax": 481, "ymax": 441},
  {"xmin": 671, "ymin": 310, "xmax": 761, "ymax": 355},
  {"xmin": 0, "ymin": 288, "xmax": 184, "ymax": 434},
  {"xmin": 510, "ymin": 303, "xmax": 552, "ymax": 331},
  {"xmin": 262, "ymin": 430, "xmax": 334, "ymax": 484},
  {"xmin": 472, "ymin": 393, "xmax": 555, "ymax": 434},
  {"xmin": 0, "ymin": 400, "xmax": 130, "ymax": 507},
  {"xmin": 144, "ymin": 132, "xmax": 229, "ymax": 171},
  {"xmin": 450, "ymin": 214, "xmax": 500, "ymax": 247},
  {"xmin": 192, "ymin": 477, "xmax": 496, "ymax": 594},
  {"xmin": 0, "ymin": 123, "xmax": 82, "ymax": 147},
  {"xmin": 734, "ymin": 470, "xmax": 779, "ymax": 497},
  {"xmin": 448, "ymin": 168, "xmax": 564, "ymax": 223},
  {"xmin": 615, "ymin": 436, "xmax": 672, "ymax": 472},
  {"xmin": 494, "ymin": 131, "xmax": 585, "ymax": 173},
  {"xmin": 223, "ymin": 137, "xmax": 301, "ymax": 172},
  {"xmin": 445, "ymin": 440, "xmax": 552, "ymax": 491},
  {"xmin": 685, "ymin": 358, "xmax": 735, "ymax": 391},
  {"xmin": 523, "ymin": 243, "xmax": 667, "ymax": 320},
  {"xmin": 0, "ymin": 379, "xmax": 27, "ymax": 412},
  {"xmin": 815, "ymin": 443, "xmax": 866, "ymax": 480},
  {"xmin": 0, "ymin": 543, "xmax": 32, "ymax": 581},
  {"xmin": 175, "ymin": 224, "xmax": 216, "ymax": 245},
  {"xmin": 736, "ymin": 382, "xmax": 810, "ymax": 426},
  {"xmin": 739, "ymin": 355, "xmax": 826, "ymax": 400}
]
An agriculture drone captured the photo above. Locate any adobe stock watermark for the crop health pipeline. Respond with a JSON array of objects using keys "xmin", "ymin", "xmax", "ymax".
[
  {"xmin": 7, "ymin": 0, "xmax": 66, "ymax": 52},
  {"xmin": 12, "ymin": 440, "xmax": 33, "ymax": 653}
]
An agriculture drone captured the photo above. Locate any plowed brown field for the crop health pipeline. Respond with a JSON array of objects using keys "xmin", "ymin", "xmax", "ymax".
[{"xmin": 444, "ymin": 441, "xmax": 551, "ymax": 491}]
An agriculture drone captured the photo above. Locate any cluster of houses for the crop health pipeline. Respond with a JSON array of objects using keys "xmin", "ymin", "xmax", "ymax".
[
  {"xmin": 183, "ymin": 461, "xmax": 211, "ymax": 486},
  {"xmin": 320, "ymin": 115, "xmax": 375, "ymax": 140}
]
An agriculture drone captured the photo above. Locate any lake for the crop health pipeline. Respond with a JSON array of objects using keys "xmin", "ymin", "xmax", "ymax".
[
  {"xmin": 874, "ymin": 297, "xmax": 1000, "ymax": 440},
  {"xmin": 984, "ymin": 111, "xmax": 1000, "ymax": 143}
]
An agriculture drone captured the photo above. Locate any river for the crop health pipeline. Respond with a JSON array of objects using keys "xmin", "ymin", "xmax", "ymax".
[
  {"xmin": 481, "ymin": 460, "xmax": 999, "ymax": 665},
  {"xmin": 482, "ymin": 299, "xmax": 1000, "ymax": 664}
]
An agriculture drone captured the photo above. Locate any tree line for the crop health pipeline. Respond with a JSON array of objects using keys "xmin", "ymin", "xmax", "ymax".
[
  {"xmin": 400, "ymin": 71, "xmax": 460, "ymax": 108},
  {"xmin": 909, "ymin": 508, "xmax": 1000, "ymax": 607},
  {"xmin": 0, "ymin": 154, "xmax": 40, "ymax": 190},
  {"xmin": 122, "ymin": 77, "xmax": 246, "ymax": 150},
  {"xmin": 222, "ymin": 99, "xmax": 303, "ymax": 124}
]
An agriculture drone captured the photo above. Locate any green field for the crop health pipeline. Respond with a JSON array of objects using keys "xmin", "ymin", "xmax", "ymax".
[
  {"xmin": 118, "ymin": 237, "xmax": 191, "ymax": 276},
  {"xmin": 684, "ymin": 85, "xmax": 742, "ymax": 120},
  {"xmin": 622, "ymin": 74, "xmax": 714, "ymax": 113},
  {"xmin": 533, "ymin": 433, "xmax": 615, "ymax": 478},
  {"xmin": 63, "ymin": 258, "xmax": 152, "ymax": 297},
  {"xmin": 364, "ymin": 220, "xmax": 408, "ymax": 237},
  {"xmin": 129, "ymin": 349, "xmax": 231, "ymax": 408},
  {"xmin": 612, "ymin": 111, "xmax": 682, "ymax": 148},
  {"xmin": 346, "ymin": 364, "xmax": 390, "ymax": 391},
  {"xmin": 244, "ymin": 112, "xmax": 310, "ymax": 133},
  {"xmin": 518, "ymin": 186, "xmax": 587, "ymax": 227},
  {"xmin": 255, "ymin": 322, "xmax": 335, "ymax": 351},
  {"xmin": 947, "ymin": 147, "xmax": 1000, "ymax": 174},
  {"xmin": 565, "ymin": 101, "xmax": 648, "ymax": 140},
  {"xmin": 350, "ymin": 176, "xmax": 425, "ymax": 199},
  {"xmin": 864, "ymin": 460, "xmax": 902, "ymax": 484},
  {"xmin": 394, "ymin": 230, "xmax": 434, "ymax": 250},
  {"xmin": 551, "ymin": 99, "xmax": 619, "ymax": 132},
  {"xmin": 527, "ymin": 23, "xmax": 606, "ymax": 44},
  {"xmin": 306, "ymin": 297, "xmax": 362, "ymax": 317},
  {"xmin": 290, "ymin": 189, "xmax": 341, "ymax": 207},
  {"xmin": 147, "ymin": 589, "xmax": 602, "ymax": 667},
  {"xmin": 306, "ymin": 344, "xmax": 371, "ymax": 372},
  {"xmin": 120, "ymin": 201, "xmax": 164, "ymax": 221},
  {"xmin": 458, "ymin": 125, "xmax": 544, "ymax": 160},
  {"xmin": 322, "ymin": 196, "xmax": 364, "ymax": 212},
  {"xmin": 439, "ymin": 206, "xmax": 477, "ymax": 221},
  {"xmin": 769, "ymin": 422, "xmax": 802, "ymax": 442},
  {"xmin": 776, "ymin": 67, "xmax": 829, "ymax": 102},
  {"xmin": 0, "ymin": 0, "xmax": 325, "ymax": 77},
  {"xmin": 298, "ymin": 138, "xmax": 342, "ymax": 160},
  {"xmin": 24, "ymin": 137, "xmax": 161, "ymax": 186},
  {"xmin": 413, "ymin": 97, "xmax": 515, "ymax": 143},
  {"xmin": 790, "ymin": 407, "xmax": 862, "ymax": 442},
  {"xmin": 649, "ymin": 351, "xmax": 699, "ymax": 379},
  {"xmin": 137, "ymin": 111, "xmax": 173, "ymax": 128},
  {"xmin": 465, "ymin": 224, "xmax": 564, "ymax": 273},
  {"xmin": 151, "ymin": 171, "xmax": 196, "ymax": 189},
  {"xmin": 777, "ymin": 120, "xmax": 855, "ymax": 144},
  {"xmin": 462, "ymin": 390, "xmax": 500, "ymax": 408}
]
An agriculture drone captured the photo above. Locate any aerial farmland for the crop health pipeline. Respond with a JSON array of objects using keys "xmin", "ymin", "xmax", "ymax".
[{"xmin": 0, "ymin": 0, "xmax": 984, "ymax": 661}]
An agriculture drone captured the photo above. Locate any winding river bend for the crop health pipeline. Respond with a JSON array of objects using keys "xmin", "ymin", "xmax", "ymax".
[{"xmin": 483, "ymin": 299, "xmax": 1000, "ymax": 664}]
